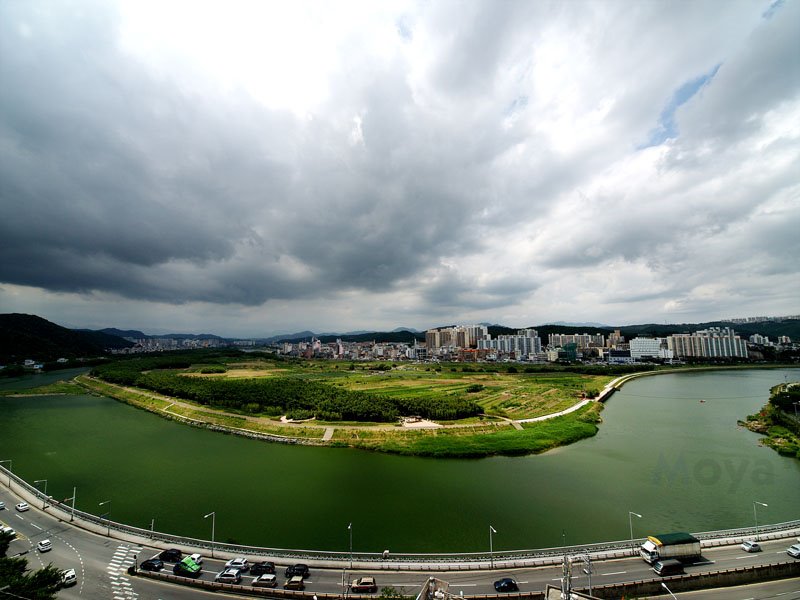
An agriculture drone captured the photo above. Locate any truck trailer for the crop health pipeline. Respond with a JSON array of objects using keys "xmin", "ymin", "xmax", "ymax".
[{"xmin": 639, "ymin": 532, "xmax": 701, "ymax": 564}]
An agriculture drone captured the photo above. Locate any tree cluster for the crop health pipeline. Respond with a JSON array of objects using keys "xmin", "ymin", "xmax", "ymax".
[{"xmin": 93, "ymin": 360, "xmax": 481, "ymax": 422}]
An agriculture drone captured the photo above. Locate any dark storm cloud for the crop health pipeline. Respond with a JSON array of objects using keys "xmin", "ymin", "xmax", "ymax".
[
  {"xmin": 1, "ymin": 0, "xmax": 797, "ymax": 330},
  {"xmin": 0, "ymin": 1, "xmax": 536, "ymax": 308}
]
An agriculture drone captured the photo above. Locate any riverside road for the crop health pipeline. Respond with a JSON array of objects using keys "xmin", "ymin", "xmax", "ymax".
[{"xmin": 2, "ymin": 488, "xmax": 799, "ymax": 599}]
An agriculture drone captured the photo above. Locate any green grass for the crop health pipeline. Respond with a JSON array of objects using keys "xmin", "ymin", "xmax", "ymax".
[
  {"xmin": 0, "ymin": 380, "xmax": 85, "ymax": 396},
  {"xmin": 81, "ymin": 359, "xmax": 614, "ymax": 457},
  {"xmin": 347, "ymin": 404, "xmax": 604, "ymax": 457}
]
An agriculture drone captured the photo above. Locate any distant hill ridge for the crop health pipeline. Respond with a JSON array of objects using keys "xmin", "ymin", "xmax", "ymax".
[
  {"xmin": 0, "ymin": 313, "xmax": 133, "ymax": 363},
  {"xmin": 2, "ymin": 313, "xmax": 798, "ymax": 364}
]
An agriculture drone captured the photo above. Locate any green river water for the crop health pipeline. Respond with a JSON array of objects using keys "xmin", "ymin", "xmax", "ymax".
[{"xmin": 1, "ymin": 367, "xmax": 798, "ymax": 553}]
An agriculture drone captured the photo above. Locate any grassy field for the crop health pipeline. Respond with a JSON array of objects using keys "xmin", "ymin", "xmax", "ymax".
[
  {"xmin": 198, "ymin": 359, "xmax": 613, "ymax": 420},
  {"xmin": 76, "ymin": 359, "xmax": 617, "ymax": 457}
]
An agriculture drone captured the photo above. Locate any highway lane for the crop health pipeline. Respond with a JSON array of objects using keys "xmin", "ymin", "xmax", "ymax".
[
  {"xmin": 146, "ymin": 537, "xmax": 800, "ymax": 595},
  {"xmin": 2, "ymin": 486, "xmax": 799, "ymax": 598}
]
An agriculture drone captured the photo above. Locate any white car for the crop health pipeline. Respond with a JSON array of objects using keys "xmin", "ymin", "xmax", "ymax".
[
  {"xmin": 215, "ymin": 568, "xmax": 242, "ymax": 584},
  {"xmin": 0, "ymin": 525, "xmax": 15, "ymax": 538},
  {"xmin": 37, "ymin": 539, "xmax": 52, "ymax": 552},
  {"xmin": 788, "ymin": 544, "xmax": 800, "ymax": 558},
  {"xmin": 252, "ymin": 574, "xmax": 277, "ymax": 588},
  {"xmin": 0, "ymin": 501, "xmax": 5, "ymax": 509},
  {"xmin": 188, "ymin": 553, "xmax": 203, "ymax": 565},
  {"xmin": 741, "ymin": 540, "xmax": 761, "ymax": 552},
  {"xmin": 225, "ymin": 557, "xmax": 250, "ymax": 572},
  {"xmin": 15, "ymin": 502, "xmax": 29, "ymax": 512},
  {"xmin": 62, "ymin": 568, "xmax": 77, "ymax": 587}
]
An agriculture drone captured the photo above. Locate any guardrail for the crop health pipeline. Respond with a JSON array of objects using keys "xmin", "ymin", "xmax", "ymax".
[{"xmin": 2, "ymin": 465, "xmax": 799, "ymax": 569}]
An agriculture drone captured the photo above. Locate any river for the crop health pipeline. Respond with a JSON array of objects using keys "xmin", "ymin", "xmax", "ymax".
[{"xmin": 1, "ymin": 367, "xmax": 798, "ymax": 553}]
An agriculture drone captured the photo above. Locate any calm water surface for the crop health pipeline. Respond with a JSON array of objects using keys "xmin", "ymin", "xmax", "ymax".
[{"xmin": 2, "ymin": 368, "xmax": 798, "ymax": 552}]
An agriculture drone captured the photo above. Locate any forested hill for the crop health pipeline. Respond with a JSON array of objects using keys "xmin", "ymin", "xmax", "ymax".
[{"xmin": 0, "ymin": 313, "xmax": 133, "ymax": 363}]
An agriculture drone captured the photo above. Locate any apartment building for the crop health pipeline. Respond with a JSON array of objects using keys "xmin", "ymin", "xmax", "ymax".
[{"xmin": 667, "ymin": 327, "xmax": 748, "ymax": 358}]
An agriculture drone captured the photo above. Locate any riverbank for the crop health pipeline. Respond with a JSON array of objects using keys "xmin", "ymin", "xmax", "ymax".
[
  {"xmin": 740, "ymin": 381, "xmax": 800, "ymax": 459},
  {"xmin": 60, "ymin": 362, "xmax": 798, "ymax": 458},
  {"xmin": 73, "ymin": 374, "xmax": 605, "ymax": 457}
]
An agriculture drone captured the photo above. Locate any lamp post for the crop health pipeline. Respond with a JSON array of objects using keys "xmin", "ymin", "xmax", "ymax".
[
  {"xmin": 489, "ymin": 526, "xmax": 497, "ymax": 569},
  {"xmin": 64, "ymin": 487, "xmax": 77, "ymax": 522},
  {"xmin": 753, "ymin": 501, "xmax": 768, "ymax": 541},
  {"xmin": 150, "ymin": 518, "xmax": 155, "ymax": 539},
  {"xmin": 661, "ymin": 582, "xmax": 678, "ymax": 599},
  {"xmin": 34, "ymin": 480, "xmax": 48, "ymax": 509},
  {"xmin": 0, "ymin": 460, "xmax": 11, "ymax": 486},
  {"xmin": 99, "ymin": 500, "xmax": 112, "ymax": 536},
  {"xmin": 204, "ymin": 511, "xmax": 216, "ymax": 558},
  {"xmin": 348, "ymin": 523, "xmax": 353, "ymax": 569},
  {"xmin": 629, "ymin": 511, "xmax": 642, "ymax": 550}
]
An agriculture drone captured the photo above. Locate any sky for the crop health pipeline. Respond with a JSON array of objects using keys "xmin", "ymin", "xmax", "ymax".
[{"xmin": 1, "ymin": 0, "xmax": 798, "ymax": 338}]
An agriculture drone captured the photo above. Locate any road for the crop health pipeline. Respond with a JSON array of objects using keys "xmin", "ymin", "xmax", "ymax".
[{"xmin": 2, "ymin": 487, "xmax": 798, "ymax": 599}]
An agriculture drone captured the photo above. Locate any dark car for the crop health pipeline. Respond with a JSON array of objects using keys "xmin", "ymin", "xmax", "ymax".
[
  {"xmin": 139, "ymin": 558, "xmax": 164, "ymax": 572},
  {"xmin": 251, "ymin": 561, "xmax": 276, "ymax": 575},
  {"xmin": 653, "ymin": 559, "xmax": 684, "ymax": 577},
  {"xmin": 494, "ymin": 578, "xmax": 519, "ymax": 593},
  {"xmin": 158, "ymin": 548, "xmax": 182, "ymax": 562},
  {"xmin": 285, "ymin": 564, "xmax": 310, "ymax": 578}
]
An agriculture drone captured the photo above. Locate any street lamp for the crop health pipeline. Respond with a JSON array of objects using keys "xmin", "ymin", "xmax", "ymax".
[
  {"xmin": 99, "ymin": 500, "xmax": 112, "ymax": 536},
  {"xmin": 34, "ymin": 480, "xmax": 48, "ymax": 509},
  {"xmin": 348, "ymin": 523, "xmax": 353, "ymax": 569},
  {"xmin": 753, "ymin": 501, "xmax": 768, "ymax": 541},
  {"xmin": 64, "ymin": 487, "xmax": 77, "ymax": 522},
  {"xmin": 661, "ymin": 582, "xmax": 678, "ymax": 599},
  {"xmin": 629, "ymin": 511, "xmax": 642, "ymax": 549},
  {"xmin": 0, "ymin": 460, "xmax": 11, "ymax": 486},
  {"xmin": 204, "ymin": 511, "xmax": 216, "ymax": 558},
  {"xmin": 489, "ymin": 526, "xmax": 497, "ymax": 569}
]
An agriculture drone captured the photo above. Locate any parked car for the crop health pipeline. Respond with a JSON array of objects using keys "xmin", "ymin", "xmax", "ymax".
[
  {"xmin": 252, "ymin": 574, "xmax": 278, "ymax": 588},
  {"xmin": 494, "ymin": 578, "xmax": 519, "ymax": 592},
  {"xmin": 225, "ymin": 557, "xmax": 250, "ymax": 572},
  {"xmin": 741, "ymin": 540, "xmax": 761, "ymax": 552},
  {"xmin": 284, "ymin": 575, "xmax": 305, "ymax": 590},
  {"xmin": 188, "ymin": 553, "xmax": 203, "ymax": 565},
  {"xmin": 15, "ymin": 502, "xmax": 29, "ymax": 512},
  {"xmin": 788, "ymin": 544, "xmax": 800, "ymax": 558},
  {"xmin": 285, "ymin": 563, "xmax": 310, "ymax": 578},
  {"xmin": 653, "ymin": 559, "xmax": 684, "ymax": 576},
  {"xmin": 351, "ymin": 576, "xmax": 378, "ymax": 593},
  {"xmin": 61, "ymin": 568, "xmax": 77, "ymax": 587},
  {"xmin": 158, "ymin": 548, "xmax": 182, "ymax": 562},
  {"xmin": 215, "ymin": 568, "xmax": 242, "ymax": 584},
  {"xmin": 36, "ymin": 539, "xmax": 52, "ymax": 552},
  {"xmin": 139, "ymin": 558, "xmax": 164, "ymax": 572},
  {"xmin": 251, "ymin": 561, "xmax": 276, "ymax": 575}
]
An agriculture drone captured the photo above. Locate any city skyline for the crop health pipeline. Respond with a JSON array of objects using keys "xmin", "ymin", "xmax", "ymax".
[{"xmin": 1, "ymin": 0, "xmax": 798, "ymax": 338}]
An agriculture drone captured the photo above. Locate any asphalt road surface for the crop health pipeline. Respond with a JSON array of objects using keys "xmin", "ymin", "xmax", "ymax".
[{"xmin": 1, "ymin": 487, "xmax": 798, "ymax": 599}]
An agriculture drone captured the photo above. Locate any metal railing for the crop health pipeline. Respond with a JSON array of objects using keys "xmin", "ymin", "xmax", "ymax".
[{"xmin": 2, "ymin": 465, "xmax": 798, "ymax": 567}]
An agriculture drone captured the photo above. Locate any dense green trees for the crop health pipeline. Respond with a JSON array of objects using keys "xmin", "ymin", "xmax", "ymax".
[{"xmin": 93, "ymin": 359, "xmax": 481, "ymax": 422}]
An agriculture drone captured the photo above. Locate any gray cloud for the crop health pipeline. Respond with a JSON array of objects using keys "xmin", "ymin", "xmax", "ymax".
[{"xmin": 0, "ymin": 0, "xmax": 797, "ymax": 333}]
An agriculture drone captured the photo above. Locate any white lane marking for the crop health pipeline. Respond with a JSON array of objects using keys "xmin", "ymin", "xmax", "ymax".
[
  {"xmin": 15, "ymin": 514, "xmax": 24, "ymax": 520},
  {"xmin": 31, "ymin": 523, "xmax": 42, "ymax": 530},
  {"xmin": 603, "ymin": 571, "xmax": 627, "ymax": 576}
]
